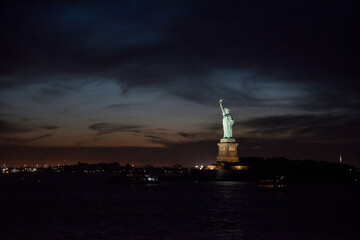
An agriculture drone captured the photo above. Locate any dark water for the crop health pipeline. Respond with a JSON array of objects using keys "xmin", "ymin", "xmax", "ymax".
[{"xmin": 1, "ymin": 174, "xmax": 359, "ymax": 240}]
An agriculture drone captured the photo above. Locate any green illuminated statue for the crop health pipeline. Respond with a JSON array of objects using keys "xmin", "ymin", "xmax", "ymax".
[{"xmin": 219, "ymin": 99, "xmax": 234, "ymax": 139}]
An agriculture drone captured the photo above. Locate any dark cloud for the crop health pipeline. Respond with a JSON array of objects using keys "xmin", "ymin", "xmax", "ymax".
[
  {"xmin": 143, "ymin": 135, "xmax": 170, "ymax": 145},
  {"xmin": 0, "ymin": 120, "xmax": 31, "ymax": 134},
  {"xmin": 176, "ymin": 131, "xmax": 219, "ymax": 142},
  {"xmin": 21, "ymin": 118, "xmax": 35, "ymax": 122},
  {"xmin": 1, "ymin": 134, "xmax": 52, "ymax": 144},
  {"xmin": 89, "ymin": 122, "xmax": 145, "ymax": 135},
  {"xmin": 145, "ymin": 135, "xmax": 164, "ymax": 140},
  {"xmin": 241, "ymin": 113, "xmax": 360, "ymax": 142},
  {"xmin": 88, "ymin": 123, "xmax": 176, "ymax": 145},
  {"xmin": 178, "ymin": 132, "xmax": 190, "ymax": 138},
  {"xmin": 295, "ymin": 91, "xmax": 360, "ymax": 112},
  {"xmin": 1, "ymin": 1, "xmax": 358, "ymax": 98},
  {"xmin": 0, "ymin": 119, "xmax": 59, "ymax": 135},
  {"xmin": 40, "ymin": 125, "xmax": 60, "ymax": 130}
]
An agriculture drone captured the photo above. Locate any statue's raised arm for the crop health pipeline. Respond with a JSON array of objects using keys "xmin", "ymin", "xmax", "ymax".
[{"xmin": 219, "ymin": 99, "xmax": 225, "ymax": 115}]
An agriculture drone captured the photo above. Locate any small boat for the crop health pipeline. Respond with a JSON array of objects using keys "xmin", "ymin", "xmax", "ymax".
[
  {"xmin": 144, "ymin": 174, "xmax": 159, "ymax": 183},
  {"xmin": 258, "ymin": 176, "xmax": 286, "ymax": 190},
  {"xmin": 109, "ymin": 174, "xmax": 159, "ymax": 184}
]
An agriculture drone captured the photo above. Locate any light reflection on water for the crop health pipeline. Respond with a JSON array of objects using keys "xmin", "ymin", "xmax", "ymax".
[{"xmin": 0, "ymin": 175, "xmax": 359, "ymax": 240}]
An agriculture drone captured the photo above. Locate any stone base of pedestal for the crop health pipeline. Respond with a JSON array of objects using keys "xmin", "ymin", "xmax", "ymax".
[
  {"xmin": 216, "ymin": 138, "xmax": 239, "ymax": 165},
  {"xmin": 205, "ymin": 138, "xmax": 249, "ymax": 172}
]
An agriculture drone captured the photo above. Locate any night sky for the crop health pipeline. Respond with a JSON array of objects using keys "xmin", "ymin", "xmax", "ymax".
[{"xmin": 1, "ymin": 1, "xmax": 359, "ymax": 167}]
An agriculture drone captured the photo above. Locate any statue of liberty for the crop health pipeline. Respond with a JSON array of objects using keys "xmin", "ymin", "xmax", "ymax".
[{"xmin": 219, "ymin": 99, "xmax": 234, "ymax": 139}]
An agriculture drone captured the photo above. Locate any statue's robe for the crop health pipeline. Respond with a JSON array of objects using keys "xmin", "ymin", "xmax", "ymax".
[{"xmin": 222, "ymin": 113, "xmax": 234, "ymax": 138}]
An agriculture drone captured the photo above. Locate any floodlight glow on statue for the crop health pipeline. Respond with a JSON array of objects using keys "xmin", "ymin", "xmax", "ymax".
[{"xmin": 219, "ymin": 99, "xmax": 234, "ymax": 139}]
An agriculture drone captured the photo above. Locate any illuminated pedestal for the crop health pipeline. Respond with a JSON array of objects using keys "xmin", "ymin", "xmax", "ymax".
[
  {"xmin": 206, "ymin": 138, "xmax": 249, "ymax": 172},
  {"xmin": 215, "ymin": 138, "xmax": 239, "ymax": 170}
]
